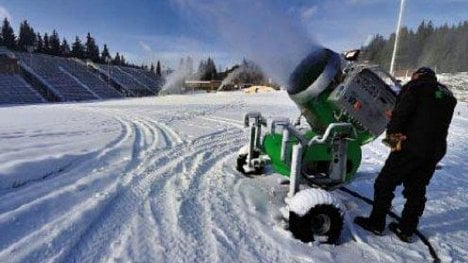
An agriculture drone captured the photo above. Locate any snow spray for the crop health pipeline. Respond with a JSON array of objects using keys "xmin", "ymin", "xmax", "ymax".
[{"xmin": 171, "ymin": 0, "xmax": 319, "ymax": 86}]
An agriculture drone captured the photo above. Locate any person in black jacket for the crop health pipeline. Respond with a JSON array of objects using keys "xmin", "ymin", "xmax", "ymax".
[{"xmin": 354, "ymin": 67, "xmax": 457, "ymax": 242}]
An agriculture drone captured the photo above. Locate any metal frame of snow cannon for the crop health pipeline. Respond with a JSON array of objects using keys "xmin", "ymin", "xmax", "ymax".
[
  {"xmin": 243, "ymin": 111, "xmax": 356, "ymax": 192},
  {"xmin": 288, "ymin": 122, "xmax": 356, "ymax": 196},
  {"xmin": 241, "ymin": 112, "xmax": 270, "ymax": 174}
]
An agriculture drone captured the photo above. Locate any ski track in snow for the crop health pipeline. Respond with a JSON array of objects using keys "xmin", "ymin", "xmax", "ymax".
[{"xmin": 0, "ymin": 90, "xmax": 466, "ymax": 263}]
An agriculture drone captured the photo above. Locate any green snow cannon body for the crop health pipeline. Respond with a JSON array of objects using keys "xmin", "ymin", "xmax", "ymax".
[
  {"xmin": 238, "ymin": 48, "xmax": 399, "ymax": 188},
  {"xmin": 236, "ymin": 48, "xmax": 400, "ymax": 244}
]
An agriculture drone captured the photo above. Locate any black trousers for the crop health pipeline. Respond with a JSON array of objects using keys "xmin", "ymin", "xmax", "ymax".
[{"xmin": 369, "ymin": 151, "xmax": 439, "ymax": 234}]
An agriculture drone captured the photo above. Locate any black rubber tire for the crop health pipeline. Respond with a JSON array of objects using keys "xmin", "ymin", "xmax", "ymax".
[
  {"xmin": 289, "ymin": 204, "xmax": 344, "ymax": 244},
  {"xmin": 236, "ymin": 151, "xmax": 263, "ymax": 175}
]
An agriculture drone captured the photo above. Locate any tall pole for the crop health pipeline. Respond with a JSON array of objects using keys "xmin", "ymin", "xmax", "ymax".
[{"xmin": 390, "ymin": 0, "xmax": 406, "ymax": 76}]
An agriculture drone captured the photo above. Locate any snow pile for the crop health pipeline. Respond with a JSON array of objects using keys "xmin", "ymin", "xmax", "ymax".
[
  {"xmin": 287, "ymin": 188, "xmax": 344, "ymax": 217},
  {"xmin": 438, "ymin": 72, "xmax": 468, "ymax": 102}
]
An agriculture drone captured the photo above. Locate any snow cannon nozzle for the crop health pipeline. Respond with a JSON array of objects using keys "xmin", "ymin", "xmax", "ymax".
[
  {"xmin": 287, "ymin": 48, "xmax": 341, "ymax": 97},
  {"xmin": 286, "ymin": 48, "xmax": 342, "ymax": 132}
]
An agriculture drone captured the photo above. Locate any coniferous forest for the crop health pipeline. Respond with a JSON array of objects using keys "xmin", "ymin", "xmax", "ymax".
[
  {"xmin": 361, "ymin": 20, "xmax": 468, "ymax": 73},
  {"xmin": 0, "ymin": 18, "xmax": 162, "ymax": 71}
]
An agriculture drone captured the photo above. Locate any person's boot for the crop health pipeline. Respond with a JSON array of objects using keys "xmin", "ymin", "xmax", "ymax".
[
  {"xmin": 388, "ymin": 222, "xmax": 415, "ymax": 243},
  {"xmin": 353, "ymin": 216, "xmax": 385, "ymax": 236}
]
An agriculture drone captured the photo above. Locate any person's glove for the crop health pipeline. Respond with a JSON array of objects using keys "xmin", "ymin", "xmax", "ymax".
[{"xmin": 382, "ymin": 133, "xmax": 407, "ymax": 152}]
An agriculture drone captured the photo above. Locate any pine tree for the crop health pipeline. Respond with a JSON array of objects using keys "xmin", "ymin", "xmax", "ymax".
[
  {"xmin": 186, "ymin": 56, "xmax": 194, "ymax": 75},
  {"xmin": 60, "ymin": 38, "xmax": 71, "ymax": 57},
  {"xmin": 179, "ymin": 58, "xmax": 185, "ymax": 71},
  {"xmin": 36, "ymin": 33, "xmax": 43, "ymax": 53},
  {"xmin": 2, "ymin": 18, "xmax": 16, "ymax": 50},
  {"xmin": 205, "ymin": 57, "xmax": 217, "ymax": 80},
  {"xmin": 362, "ymin": 19, "xmax": 468, "ymax": 73},
  {"xmin": 120, "ymin": 54, "xmax": 126, "ymax": 66},
  {"xmin": 198, "ymin": 59, "xmax": 206, "ymax": 78},
  {"xmin": 85, "ymin": 32, "xmax": 100, "ymax": 62},
  {"xmin": 0, "ymin": 26, "xmax": 3, "ymax": 46},
  {"xmin": 17, "ymin": 20, "xmax": 36, "ymax": 51},
  {"xmin": 71, "ymin": 36, "xmax": 85, "ymax": 58},
  {"xmin": 43, "ymin": 33, "xmax": 50, "ymax": 54},
  {"xmin": 49, "ymin": 30, "xmax": 61, "ymax": 56},
  {"xmin": 101, "ymin": 44, "xmax": 111, "ymax": 62},
  {"xmin": 113, "ymin": 52, "xmax": 121, "ymax": 65},
  {"xmin": 156, "ymin": 61, "xmax": 162, "ymax": 76},
  {"xmin": 150, "ymin": 63, "xmax": 155, "ymax": 73}
]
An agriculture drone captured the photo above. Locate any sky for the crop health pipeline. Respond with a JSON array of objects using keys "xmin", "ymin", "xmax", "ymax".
[{"xmin": 0, "ymin": 0, "xmax": 466, "ymax": 70}]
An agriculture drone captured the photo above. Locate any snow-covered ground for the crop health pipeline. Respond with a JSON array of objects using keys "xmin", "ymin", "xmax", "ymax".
[
  {"xmin": 0, "ymin": 85, "xmax": 466, "ymax": 262},
  {"xmin": 439, "ymin": 72, "xmax": 468, "ymax": 102}
]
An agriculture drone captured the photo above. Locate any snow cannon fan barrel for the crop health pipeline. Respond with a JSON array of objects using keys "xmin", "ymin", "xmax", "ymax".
[
  {"xmin": 287, "ymin": 48, "xmax": 397, "ymax": 145},
  {"xmin": 288, "ymin": 49, "xmax": 342, "ymax": 133}
]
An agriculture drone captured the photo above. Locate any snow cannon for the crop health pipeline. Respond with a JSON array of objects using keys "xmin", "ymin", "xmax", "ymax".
[{"xmin": 236, "ymin": 48, "xmax": 400, "ymax": 244}]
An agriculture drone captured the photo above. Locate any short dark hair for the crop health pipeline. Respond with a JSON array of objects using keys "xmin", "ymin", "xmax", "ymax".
[{"xmin": 414, "ymin": 67, "xmax": 436, "ymax": 77}]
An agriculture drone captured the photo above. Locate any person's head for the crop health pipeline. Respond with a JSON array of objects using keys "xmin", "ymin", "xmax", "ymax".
[{"xmin": 411, "ymin": 67, "xmax": 437, "ymax": 81}]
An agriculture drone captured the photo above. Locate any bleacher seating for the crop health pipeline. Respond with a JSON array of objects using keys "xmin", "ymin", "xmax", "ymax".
[
  {"xmin": 96, "ymin": 64, "xmax": 154, "ymax": 96},
  {"xmin": 119, "ymin": 66, "xmax": 162, "ymax": 94},
  {"xmin": 55, "ymin": 58, "xmax": 122, "ymax": 99},
  {"xmin": 15, "ymin": 52, "xmax": 97, "ymax": 101},
  {"xmin": 0, "ymin": 47, "xmax": 164, "ymax": 105},
  {"xmin": 0, "ymin": 73, "xmax": 45, "ymax": 105}
]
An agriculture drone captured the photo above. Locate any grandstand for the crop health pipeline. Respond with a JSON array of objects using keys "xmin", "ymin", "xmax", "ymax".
[
  {"xmin": 119, "ymin": 66, "xmax": 162, "ymax": 94},
  {"xmin": 94, "ymin": 64, "xmax": 155, "ymax": 97},
  {"xmin": 55, "ymin": 58, "xmax": 122, "ymax": 99},
  {"xmin": 0, "ymin": 73, "xmax": 45, "ymax": 105},
  {"xmin": 0, "ymin": 46, "xmax": 163, "ymax": 106},
  {"xmin": 16, "ymin": 52, "xmax": 98, "ymax": 101}
]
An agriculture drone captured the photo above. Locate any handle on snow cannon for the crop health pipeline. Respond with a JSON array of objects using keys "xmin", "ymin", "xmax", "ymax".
[
  {"xmin": 307, "ymin": 123, "xmax": 355, "ymax": 147},
  {"xmin": 244, "ymin": 112, "xmax": 267, "ymax": 128}
]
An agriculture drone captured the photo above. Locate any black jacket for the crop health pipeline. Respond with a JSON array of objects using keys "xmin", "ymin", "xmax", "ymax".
[{"xmin": 387, "ymin": 76, "xmax": 457, "ymax": 160}]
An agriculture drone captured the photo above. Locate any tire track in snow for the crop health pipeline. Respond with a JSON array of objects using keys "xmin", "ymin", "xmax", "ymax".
[
  {"xmin": 0, "ymin": 116, "xmax": 131, "ymax": 214},
  {"xmin": 0, "ymin": 112, "xmax": 182, "ymax": 262},
  {"xmin": 65, "ymin": 128, "xmax": 244, "ymax": 262},
  {"xmin": 143, "ymin": 114, "xmax": 298, "ymax": 263},
  {"xmin": 146, "ymin": 130, "xmax": 245, "ymax": 263}
]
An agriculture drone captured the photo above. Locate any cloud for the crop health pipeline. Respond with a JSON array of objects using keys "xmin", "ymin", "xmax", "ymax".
[
  {"xmin": 0, "ymin": 5, "xmax": 11, "ymax": 21},
  {"xmin": 135, "ymin": 36, "xmax": 232, "ymax": 69},
  {"xmin": 300, "ymin": 6, "xmax": 318, "ymax": 21},
  {"xmin": 139, "ymin": 41, "xmax": 153, "ymax": 53}
]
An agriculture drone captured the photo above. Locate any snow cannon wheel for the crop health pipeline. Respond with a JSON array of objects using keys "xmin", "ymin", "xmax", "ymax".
[
  {"xmin": 288, "ymin": 189, "xmax": 344, "ymax": 244},
  {"xmin": 236, "ymin": 151, "xmax": 264, "ymax": 175},
  {"xmin": 236, "ymin": 145, "xmax": 264, "ymax": 175}
]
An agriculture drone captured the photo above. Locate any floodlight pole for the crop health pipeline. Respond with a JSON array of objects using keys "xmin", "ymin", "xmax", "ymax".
[{"xmin": 390, "ymin": 0, "xmax": 406, "ymax": 76}]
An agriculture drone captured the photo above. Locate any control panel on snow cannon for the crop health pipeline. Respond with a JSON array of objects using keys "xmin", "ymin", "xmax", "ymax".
[
  {"xmin": 328, "ymin": 66, "xmax": 397, "ymax": 139},
  {"xmin": 287, "ymin": 48, "xmax": 398, "ymax": 145}
]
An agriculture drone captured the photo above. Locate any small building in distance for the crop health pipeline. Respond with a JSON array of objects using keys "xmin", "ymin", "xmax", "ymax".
[{"xmin": 184, "ymin": 80, "xmax": 222, "ymax": 92}]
